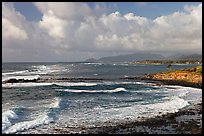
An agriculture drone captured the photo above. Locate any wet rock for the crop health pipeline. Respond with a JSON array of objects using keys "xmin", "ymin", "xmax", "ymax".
[{"xmin": 3, "ymin": 78, "xmax": 39, "ymax": 83}]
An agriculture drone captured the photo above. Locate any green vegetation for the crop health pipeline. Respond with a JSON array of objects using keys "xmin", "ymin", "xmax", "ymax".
[
  {"xmin": 132, "ymin": 60, "xmax": 202, "ymax": 65},
  {"xmin": 196, "ymin": 66, "xmax": 202, "ymax": 73},
  {"xmin": 167, "ymin": 66, "xmax": 202, "ymax": 76}
]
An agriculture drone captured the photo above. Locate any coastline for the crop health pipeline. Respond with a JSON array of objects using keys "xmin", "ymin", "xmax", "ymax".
[
  {"xmin": 49, "ymin": 78, "xmax": 202, "ymax": 134},
  {"xmin": 123, "ymin": 66, "xmax": 202, "ymax": 89},
  {"xmin": 51, "ymin": 101, "xmax": 202, "ymax": 134},
  {"xmin": 122, "ymin": 76, "xmax": 202, "ymax": 89},
  {"xmin": 17, "ymin": 78, "xmax": 202, "ymax": 134},
  {"xmin": 3, "ymin": 66, "xmax": 202, "ymax": 134}
]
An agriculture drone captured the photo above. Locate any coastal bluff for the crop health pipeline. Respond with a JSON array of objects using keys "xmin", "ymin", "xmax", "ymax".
[{"xmin": 146, "ymin": 66, "xmax": 202, "ymax": 86}]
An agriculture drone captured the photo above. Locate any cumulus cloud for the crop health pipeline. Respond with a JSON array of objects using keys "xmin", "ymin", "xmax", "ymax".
[
  {"xmin": 2, "ymin": 2, "xmax": 202, "ymax": 62},
  {"xmin": 34, "ymin": 2, "xmax": 91, "ymax": 20},
  {"xmin": 2, "ymin": 18, "xmax": 28, "ymax": 40},
  {"xmin": 39, "ymin": 10, "xmax": 67, "ymax": 38},
  {"xmin": 2, "ymin": 3, "xmax": 28, "ymax": 40}
]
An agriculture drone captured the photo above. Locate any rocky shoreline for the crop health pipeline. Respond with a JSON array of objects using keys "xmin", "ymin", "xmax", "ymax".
[
  {"xmin": 18, "ymin": 79, "xmax": 202, "ymax": 134},
  {"xmin": 123, "ymin": 66, "xmax": 202, "ymax": 88},
  {"xmin": 3, "ymin": 66, "xmax": 202, "ymax": 89},
  {"xmin": 122, "ymin": 76, "xmax": 202, "ymax": 89},
  {"xmin": 50, "ymin": 76, "xmax": 202, "ymax": 134},
  {"xmin": 3, "ymin": 66, "xmax": 202, "ymax": 134},
  {"xmin": 2, "ymin": 77, "xmax": 104, "ymax": 84},
  {"xmin": 50, "ymin": 102, "xmax": 202, "ymax": 134},
  {"xmin": 3, "ymin": 76, "xmax": 202, "ymax": 89},
  {"xmin": 7, "ymin": 78, "xmax": 202, "ymax": 134}
]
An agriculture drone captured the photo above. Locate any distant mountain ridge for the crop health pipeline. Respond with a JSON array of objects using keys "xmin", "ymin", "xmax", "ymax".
[
  {"xmin": 85, "ymin": 53, "xmax": 165, "ymax": 63},
  {"xmin": 85, "ymin": 53, "xmax": 202, "ymax": 63}
]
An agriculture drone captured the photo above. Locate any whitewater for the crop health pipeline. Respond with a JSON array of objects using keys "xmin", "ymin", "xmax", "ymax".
[{"xmin": 2, "ymin": 62, "xmax": 202, "ymax": 134}]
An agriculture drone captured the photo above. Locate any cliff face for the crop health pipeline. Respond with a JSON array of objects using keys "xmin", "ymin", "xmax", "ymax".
[{"xmin": 146, "ymin": 66, "xmax": 202, "ymax": 84}]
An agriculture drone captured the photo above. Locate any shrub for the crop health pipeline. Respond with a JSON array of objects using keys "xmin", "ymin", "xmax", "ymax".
[{"xmin": 196, "ymin": 66, "xmax": 202, "ymax": 73}]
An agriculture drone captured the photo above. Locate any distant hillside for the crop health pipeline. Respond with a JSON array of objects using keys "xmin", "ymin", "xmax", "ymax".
[
  {"xmin": 85, "ymin": 53, "xmax": 164, "ymax": 63},
  {"xmin": 168, "ymin": 54, "xmax": 202, "ymax": 60}
]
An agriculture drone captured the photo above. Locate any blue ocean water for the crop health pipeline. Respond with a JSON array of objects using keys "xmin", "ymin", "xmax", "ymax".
[{"xmin": 2, "ymin": 62, "xmax": 202, "ymax": 134}]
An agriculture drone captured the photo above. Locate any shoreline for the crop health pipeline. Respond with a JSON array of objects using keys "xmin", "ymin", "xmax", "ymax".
[
  {"xmin": 122, "ymin": 76, "xmax": 202, "ymax": 89},
  {"xmin": 50, "ymin": 79, "xmax": 202, "ymax": 134},
  {"xmin": 3, "ymin": 71, "xmax": 202, "ymax": 134},
  {"xmin": 4, "ymin": 79, "xmax": 202, "ymax": 134},
  {"xmin": 3, "ymin": 76, "xmax": 202, "ymax": 89},
  {"xmin": 50, "ymin": 102, "xmax": 202, "ymax": 134}
]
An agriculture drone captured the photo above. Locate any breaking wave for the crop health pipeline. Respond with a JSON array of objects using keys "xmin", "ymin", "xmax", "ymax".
[
  {"xmin": 2, "ymin": 97, "xmax": 62, "ymax": 134},
  {"xmin": 2, "ymin": 110, "xmax": 18, "ymax": 132},
  {"xmin": 3, "ymin": 114, "xmax": 53, "ymax": 134},
  {"xmin": 2, "ymin": 82, "xmax": 98, "ymax": 88},
  {"xmin": 61, "ymin": 87, "xmax": 127, "ymax": 93}
]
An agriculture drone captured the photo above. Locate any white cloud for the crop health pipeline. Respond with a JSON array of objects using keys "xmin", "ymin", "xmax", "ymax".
[
  {"xmin": 33, "ymin": 2, "xmax": 91, "ymax": 20},
  {"xmin": 2, "ymin": 2, "xmax": 28, "ymax": 40},
  {"xmin": 2, "ymin": 18, "xmax": 28, "ymax": 40},
  {"xmin": 2, "ymin": 2, "xmax": 202, "ymax": 62},
  {"xmin": 185, "ymin": 3, "xmax": 202, "ymax": 24},
  {"xmin": 39, "ymin": 10, "xmax": 67, "ymax": 38},
  {"xmin": 93, "ymin": 4, "xmax": 201, "ymax": 53}
]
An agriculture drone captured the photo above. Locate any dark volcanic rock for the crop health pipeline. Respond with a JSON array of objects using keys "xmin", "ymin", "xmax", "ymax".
[
  {"xmin": 122, "ymin": 76, "xmax": 202, "ymax": 88},
  {"xmin": 3, "ymin": 78, "xmax": 39, "ymax": 84},
  {"xmin": 51, "ymin": 103, "xmax": 202, "ymax": 134}
]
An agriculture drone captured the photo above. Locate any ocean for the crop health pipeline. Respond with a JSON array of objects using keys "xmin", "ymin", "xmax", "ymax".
[{"xmin": 2, "ymin": 62, "xmax": 202, "ymax": 134}]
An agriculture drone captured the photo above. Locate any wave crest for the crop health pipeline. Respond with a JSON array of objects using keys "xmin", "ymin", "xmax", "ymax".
[
  {"xmin": 3, "ymin": 114, "xmax": 53, "ymax": 134},
  {"xmin": 2, "ymin": 110, "xmax": 18, "ymax": 132},
  {"xmin": 62, "ymin": 87, "xmax": 127, "ymax": 93}
]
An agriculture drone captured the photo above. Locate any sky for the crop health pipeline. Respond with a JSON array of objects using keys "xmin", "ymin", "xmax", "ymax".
[{"xmin": 2, "ymin": 2, "xmax": 202, "ymax": 62}]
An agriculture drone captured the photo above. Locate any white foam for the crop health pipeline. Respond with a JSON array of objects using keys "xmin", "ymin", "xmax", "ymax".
[
  {"xmin": 102, "ymin": 81, "xmax": 137, "ymax": 85},
  {"xmin": 162, "ymin": 85, "xmax": 201, "ymax": 99},
  {"xmin": 39, "ymin": 65, "xmax": 68, "ymax": 74},
  {"xmin": 2, "ymin": 70, "xmax": 29, "ymax": 76},
  {"xmin": 50, "ymin": 97, "xmax": 61, "ymax": 108},
  {"xmin": 90, "ymin": 96, "xmax": 189, "ymax": 123},
  {"xmin": 2, "ymin": 65, "xmax": 52, "ymax": 76},
  {"xmin": 3, "ymin": 114, "xmax": 53, "ymax": 134},
  {"xmin": 36, "ymin": 65, "xmax": 47, "ymax": 71},
  {"xmin": 2, "ymin": 82, "xmax": 98, "ymax": 88},
  {"xmin": 84, "ymin": 63, "xmax": 103, "ymax": 65},
  {"xmin": 2, "ymin": 81, "xmax": 157, "ymax": 88},
  {"xmin": 146, "ymin": 97, "xmax": 189, "ymax": 113},
  {"xmin": 2, "ymin": 82, "xmax": 52, "ymax": 88},
  {"xmin": 2, "ymin": 110, "xmax": 18, "ymax": 132},
  {"xmin": 137, "ymin": 89, "xmax": 168, "ymax": 93},
  {"xmin": 2, "ymin": 80, "xmax": 150, "ymax": 88},
  {"xmin": 2, "ymin": 67, "xmax": 47, "ymax": 76},
  {"xmin": 62, "ymin": 87, "xmax": 127, "ymax": 93},
  {"xmin": 120, "ymin": 64, "xmax": 129, "ymax": 66},
  {"xmin": 109, "ymin": 63, "xmax": 130, "ymax": 66},
  {"xmin": 62, "ymin": 96, "xmax": 190, "ymax": 126},
  {"xmin": 135, "ymin": 81, "xmax": 157, "ymax": 86},
  {"xmin": 171, "ymin": 86, "xmax": 201, "ymax": 104},
  {"xmin": 103, "ymin": 81, "xmax": 155, "ymax": 85},
  {"xmin": 178, "ymin": 91, "xmax": 190, "ymax": 97},
  {"xmin": 32, "ymin": 65, "xmax": 50, "ymax": 74},
  {"xmin": 55, "ymin": 82, "xmax": 98, "ymax": 87}
]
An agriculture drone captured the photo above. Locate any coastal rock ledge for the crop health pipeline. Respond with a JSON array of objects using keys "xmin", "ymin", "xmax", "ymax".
[{"xmin": 146, "ymin": 66, "xmax": 202, "ymax": 85}]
